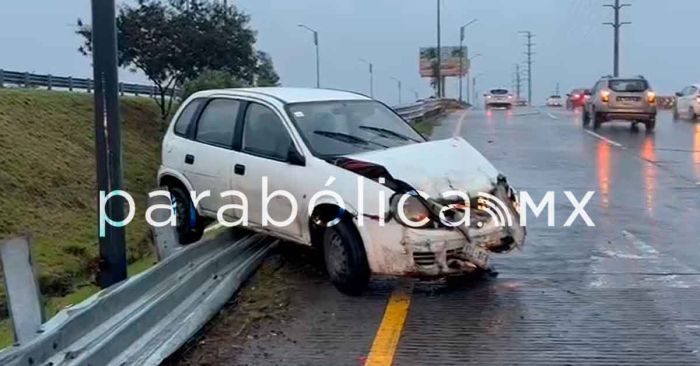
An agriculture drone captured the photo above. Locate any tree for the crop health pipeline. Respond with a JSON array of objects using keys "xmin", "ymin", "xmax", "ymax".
[
  {"xmin": 77, "ymin": 0, "xmax": 258, "ymax": 122},
  {"xmin": 182, "ymin": 70, "xmax": 244, "ymax": 100},
  {"xmin": 255, "ymin": 51, "xmax": 280, "ymax": 87}
]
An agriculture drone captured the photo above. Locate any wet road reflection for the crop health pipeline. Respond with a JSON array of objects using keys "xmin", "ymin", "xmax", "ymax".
[
  {"xmin": 597, "ymin": 140, "xmax": 611, "ymax": 210},
  {"xmin": 641, "ymin": 135, "xmax": 657, "ymax": 216},
  {"xmin": 694, "ymin": 124, "xmax": 700, "ymax": 181}
]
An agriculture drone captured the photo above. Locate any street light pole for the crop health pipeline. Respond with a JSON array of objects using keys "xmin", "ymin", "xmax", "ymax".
[
  {"xmin": 391, "ymin": 77, "xmax": 402, "ymax": 105},
  {"xmin": 473, "ymin": 73, "xmax": 484, "ymax": 108},
  {"xmin": 436, "ymin": 0, "xmax": 442, "ymax": 97},
  {"xmin": 459, "ymin": 19, "xmax": 477, "ymax": 104},
  {"xmin": 466, "ymin": 53, "xmax": 482, "ymax": 106},
  {"xmin": 91, "ymin": 0, "xmax": 127, "ymax": 288},
  {"xmin": 604, "ymin": 0, "xmax": 631, "ymax": 77},
  {"xmin": 298, "ymin": 24, "xmax": 320, "ymax": 88},
  {"xmin": 359, "ymin": 58, "xmax": 374, "ymax": 98}
]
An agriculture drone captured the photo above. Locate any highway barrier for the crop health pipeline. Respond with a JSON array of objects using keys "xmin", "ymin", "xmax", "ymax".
[
  {"xmin": 0, "ymin": 215, "xmax": 277, "ymax": 365},
  {"xmin": 394, "ymin": 98, "xmax": 459, "ymax": 123}
]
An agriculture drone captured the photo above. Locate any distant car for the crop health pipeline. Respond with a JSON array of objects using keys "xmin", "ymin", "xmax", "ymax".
[
  {"xmin": 582, "ymin": 75, "xmax": 657, "ymax": 131},
  {"xmin": 546, "ymin": 95, "xmax": 563, "ymax": 107},
  {"xmin": 566, "ymin": 88, "xmax": 589, "ymax": 110},
  {"xmin": 484, "ymin": 88, "xmax": 514, "ymax": 109},
  {"xmin": 673, "ymin": 84, "xmax": 700, "ymax": 120}
]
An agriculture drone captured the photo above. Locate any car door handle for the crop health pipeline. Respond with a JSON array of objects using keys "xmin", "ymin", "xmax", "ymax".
[
  {"xmin": 185, "ymin": 154, "xmax": 195, "ymax": 165},
  {"xmin": 234, "ymin": 164, "xmax": 245, "ymax": 175}
]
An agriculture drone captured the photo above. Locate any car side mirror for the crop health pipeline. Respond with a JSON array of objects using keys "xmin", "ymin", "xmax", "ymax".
[
  {"xmin": 287, "ymin": 145, "xmax": 306, "ymax": 166},
  {"xmin": 675, "ymin": 92, "xmax": 683, "ymax": 97}
]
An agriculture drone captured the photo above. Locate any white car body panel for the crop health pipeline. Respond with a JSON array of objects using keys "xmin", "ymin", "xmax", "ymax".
[
  {"xmin": 676, "ymin": 83, "xmax": 700, "ymax": 117},
  {"xmin": 159, "ymin": 87, "xmax": 525, "ymax": 277}
]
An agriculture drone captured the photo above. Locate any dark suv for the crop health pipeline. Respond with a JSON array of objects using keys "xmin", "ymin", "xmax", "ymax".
[{"xmin": 582, "ymin": 76, "xmax": 657, "ymax": 130}]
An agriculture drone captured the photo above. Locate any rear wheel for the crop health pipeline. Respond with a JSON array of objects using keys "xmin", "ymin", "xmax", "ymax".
[
  {"xmin": 593, "ymin": 112, "xmax": 603, "ymax": 129},
  {"xmin": 690, "ymin": 107, "xmax": 697, "ymax": 121},
  {"xmin": 323, "ymin": 220, "xmax": 370, "ymax": 295},
  {"xmin": 645, "ymin": 118, "xmax": 656, "ymax": 132},
  {"xmin": 582, "ymin": 109, "xmax": 591, "ymax": 126},
  {"xmin": 169, "ymin": 185, "xmax": 204, "ymax": 245}
]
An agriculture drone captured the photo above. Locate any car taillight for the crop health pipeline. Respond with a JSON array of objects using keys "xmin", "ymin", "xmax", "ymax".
[
  {"xmin": 647, "ymin": 91, "xmax": 656, "ymax": 104},
  {"xmin": 600, "ymin": 90, "xmax": 610, "ymax": 103}
]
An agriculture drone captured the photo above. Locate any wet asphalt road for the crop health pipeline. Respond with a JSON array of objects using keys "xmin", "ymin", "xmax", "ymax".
[{"xmin": 196, "ymin": 108, "xmax": 700, "ymax": 365}]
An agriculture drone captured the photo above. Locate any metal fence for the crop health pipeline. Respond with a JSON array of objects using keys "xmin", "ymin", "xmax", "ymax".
[{"xmin": 0, "ymin": 69, "xmax": 171, "ymax": 97}]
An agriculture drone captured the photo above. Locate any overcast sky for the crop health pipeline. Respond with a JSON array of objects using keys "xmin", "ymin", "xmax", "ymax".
[{"xmin": 2, "ymin": 0, "xmax": 699, "ymax": 104}]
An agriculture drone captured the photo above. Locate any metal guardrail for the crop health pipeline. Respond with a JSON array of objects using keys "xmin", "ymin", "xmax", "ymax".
[
  {"xmin": 0, "ymin": 69, "xmax": 174, "ymax": 97},
  {"xmin": 394, "ymin": 98, "xmax": 448, "ymax": 122},
  {"xmin": 0, "ymin": 198, "xmax": 277, "ymax": 366}
]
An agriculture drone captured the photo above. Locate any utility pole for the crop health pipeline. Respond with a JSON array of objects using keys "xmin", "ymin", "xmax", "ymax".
[
  {"xmin": 359, "ymin": 58, "xmax": 374, "ymax": 98},
  {"xmin": 555, "ymin": 82, "xmax": 560, "ymax": 96},
  {"xmin": 436, "ymin": 0, "xmax": 442, "ymax": 98},
  {"xmin": 459, "ymin": 19, "xmax": 478, "ymax": 104},
  {"xmin": 514, "ymin": 64, "xmax": 522, "ymax": 100},
  {"xmin": 298, "ymin": 24, "xmax": 320, "ymax": 88},
  {"xmin": 391, "ymin": 77, "xmax": 402, "ymax": 105},
  {"xmin": 91, "ymin": 0, "xmax": 127, "ymax": 288},
  {"xmin": 604, "ymin": 0, "xmax": 631, "ymax": 77},
  {"xmin": 519, "ymin": 31, "xmax": 534, "ymax": 105}
]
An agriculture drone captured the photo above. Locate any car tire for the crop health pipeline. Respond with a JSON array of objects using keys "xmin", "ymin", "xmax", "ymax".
[
  {"xmin": 672, "ymin": 106, "xmax": 680, "ymax": 120},
  {"xmin": 593, "ymin": 112, "xmax": 603, "ymax": 129},
  {"xmin": 645, "ymin": 119, "xmax": 656, "ymax": 132},
  {"xmin": 690, "ymin": 107, "xmax": 697, "ymax": 121},
  {"xmin": 169, "ymin": 185, "xmax": 205, "ymax": 245},
  {"xmin": 323, "ymin": 219, "xmax": 370, "ymax": 295},
  {"xmin": 582, "ymin": 109, "xmax": 590, "ymax": 126}
]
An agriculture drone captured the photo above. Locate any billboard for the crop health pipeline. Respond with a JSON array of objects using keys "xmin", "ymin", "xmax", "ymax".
[{"xmin": 419, "ymin": 46, "xmax": 469, "ymax": 78}]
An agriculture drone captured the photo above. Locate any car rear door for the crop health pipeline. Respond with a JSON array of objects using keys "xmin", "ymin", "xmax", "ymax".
[{"xmin": 184, "ymin": 98, "xmax": 243, "ymax": 215}]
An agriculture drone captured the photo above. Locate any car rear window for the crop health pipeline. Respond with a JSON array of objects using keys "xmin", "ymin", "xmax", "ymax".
[
  {"xmin": 608, "ymin": 79, "xmax": 648, "ymax": 92},
  {"xmin": 490, "ymin": 89, "xmax": 508, "ymax": 95}
]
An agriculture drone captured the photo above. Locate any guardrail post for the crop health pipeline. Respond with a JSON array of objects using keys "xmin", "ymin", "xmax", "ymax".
[
  {"xmin": 119, "ymin": 82, "xmax": 124, "ymax": 96},
  {"xmin": 24, "ymin": 72, "xmax": 30, "ymax": 88},
  {"xmin": 0, "ymin": 69, "xmax": 4, "ymax": 88},
  {"xmin": 68, "ymin": 76, "xmax": 73, "ymax": 91},
  {"xmin": 0, "ymin": 236, "xmax": 45, "ymax": 346},
  {"xmin": 47, "ymin": 74, "xmax": 53, "ymax": 90},
  {"xmin": 87, "ymin": 78, "xmax": 92, "ymax": 93}
]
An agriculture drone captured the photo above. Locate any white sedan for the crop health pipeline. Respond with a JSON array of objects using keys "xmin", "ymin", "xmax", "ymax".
[
  {"xmin": 158, "ymin": 87, "xmax": 525, "ymax": 294},
  {"xmin": 546, "ymin": 95, "xmax": 563, "ymax": 107}
]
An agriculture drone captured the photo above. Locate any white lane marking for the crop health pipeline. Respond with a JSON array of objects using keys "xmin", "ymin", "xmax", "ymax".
[
  {"xmin": 546, "ymin": 112, "xmax": 559, "ymax": 120},
  {"xmin": 584, "ymin": 130, "xmax": 624, "ymax": 148},
  {"xmin": 621, "ymin": 230, "xmax": 659, "ymax": 256},
  {"xmin": 452, "ymin": 110, "xmax": 468, "ymax": 138}
]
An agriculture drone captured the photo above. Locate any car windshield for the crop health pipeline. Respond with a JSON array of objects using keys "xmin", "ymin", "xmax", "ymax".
[
  {"xmin": 608, "ymin": 79, "xmax": 648, "ymax": 92},
  {"xmin": 490, "ymin": 89, "xmax": 509, "ymax": 95},
  {"xmin": 287, "ymin": 100, "xmax": 424, "ymax": 158}
]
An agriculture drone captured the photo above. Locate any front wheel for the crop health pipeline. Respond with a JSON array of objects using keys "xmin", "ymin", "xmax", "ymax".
[
  {"xmin": 323, "ymin": 220, "xmax": 370, "ymax": 295},
  {"xmin": 169, "ymin": 185, "xmax": 205, "ymax": 245}
]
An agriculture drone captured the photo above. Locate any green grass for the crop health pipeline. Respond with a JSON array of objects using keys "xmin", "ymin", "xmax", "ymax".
[{"xmin": 0, "ymin": 88, "xmax": 165, "ymax": 332}]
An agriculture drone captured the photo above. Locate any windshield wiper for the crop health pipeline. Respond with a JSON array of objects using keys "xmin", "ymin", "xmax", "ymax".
[
  {"xmin": 358, "ymin": 125, "xmax": 421, "ymax": 142},
  {"xmin": 313, "ymin": 130, "xmax": 388, "ymax": 148}
]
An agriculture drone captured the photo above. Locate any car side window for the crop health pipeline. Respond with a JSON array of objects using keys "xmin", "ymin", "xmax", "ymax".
[
  {"xmin": 242, "ymin": 103, "xmax": 293, "ymax": 161},
  {"xmin": 690, "ymin": 87, "xmax": 698, "ymax": 95},
  {"xmin": 195, "ymin": 99, "xmax": 241, "ymax": 148},
  {"xmin": 173, "ymin": 99, "xmax": 203, "ymax": 137}
]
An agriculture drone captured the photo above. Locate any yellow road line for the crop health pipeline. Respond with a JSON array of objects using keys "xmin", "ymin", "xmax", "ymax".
[{"xmin": 365, "ymin": 282, "xmax": 414, "ymax": 366}]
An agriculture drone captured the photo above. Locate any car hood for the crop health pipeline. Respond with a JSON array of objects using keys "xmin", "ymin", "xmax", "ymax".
[{"xmin": 345, "ymin": 137, "xmax": 501, "ymax": 197}]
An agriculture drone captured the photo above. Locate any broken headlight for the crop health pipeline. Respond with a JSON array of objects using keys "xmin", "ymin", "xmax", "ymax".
[{"xmin": 390, "ymin": 193, "xmax": 432, "ymax": 228}]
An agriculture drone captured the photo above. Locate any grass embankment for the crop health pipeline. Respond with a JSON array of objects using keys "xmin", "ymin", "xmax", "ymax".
[{"xmin": 0, "ymin": 89, "xmax": 163, "ymax": 345}]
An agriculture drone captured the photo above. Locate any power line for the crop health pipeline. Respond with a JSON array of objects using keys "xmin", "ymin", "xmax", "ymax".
[
  {"xmin": 604, "ymin": 0, "xmax": 631, "ymax": 77},
  {"xmin": 519, "ymin": 31, "xmax": 534, "ymax": 105}
]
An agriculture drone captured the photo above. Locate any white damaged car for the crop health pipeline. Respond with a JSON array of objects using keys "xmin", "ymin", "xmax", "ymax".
[{"xmin": 158, "ymin": 88, "xmax": 525, "ymax": 294}]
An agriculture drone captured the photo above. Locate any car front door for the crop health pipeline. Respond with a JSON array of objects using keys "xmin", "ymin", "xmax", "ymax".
[
  {"xmin": 231, "ymin": 101, "xmax": 308, "ymax": 242},
  {"xmin": 184, "ymin": 98, "xmax": 243, "ymax": 216}
]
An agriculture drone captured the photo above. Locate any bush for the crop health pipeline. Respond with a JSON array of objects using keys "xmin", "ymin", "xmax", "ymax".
[{"xmin": 182, "ymin": 70, "xmax": 245, "ymax": 100}]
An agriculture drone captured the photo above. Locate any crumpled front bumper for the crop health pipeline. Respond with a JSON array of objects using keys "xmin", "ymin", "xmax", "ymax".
[{"xmin": 358, "ymin": 183, "xmax": 526, "ymax": 277}]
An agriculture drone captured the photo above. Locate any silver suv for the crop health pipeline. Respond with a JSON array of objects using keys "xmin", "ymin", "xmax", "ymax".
[{"xmin": 582, "ymin": 76, "xmax": 657, "ymax": 131}]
